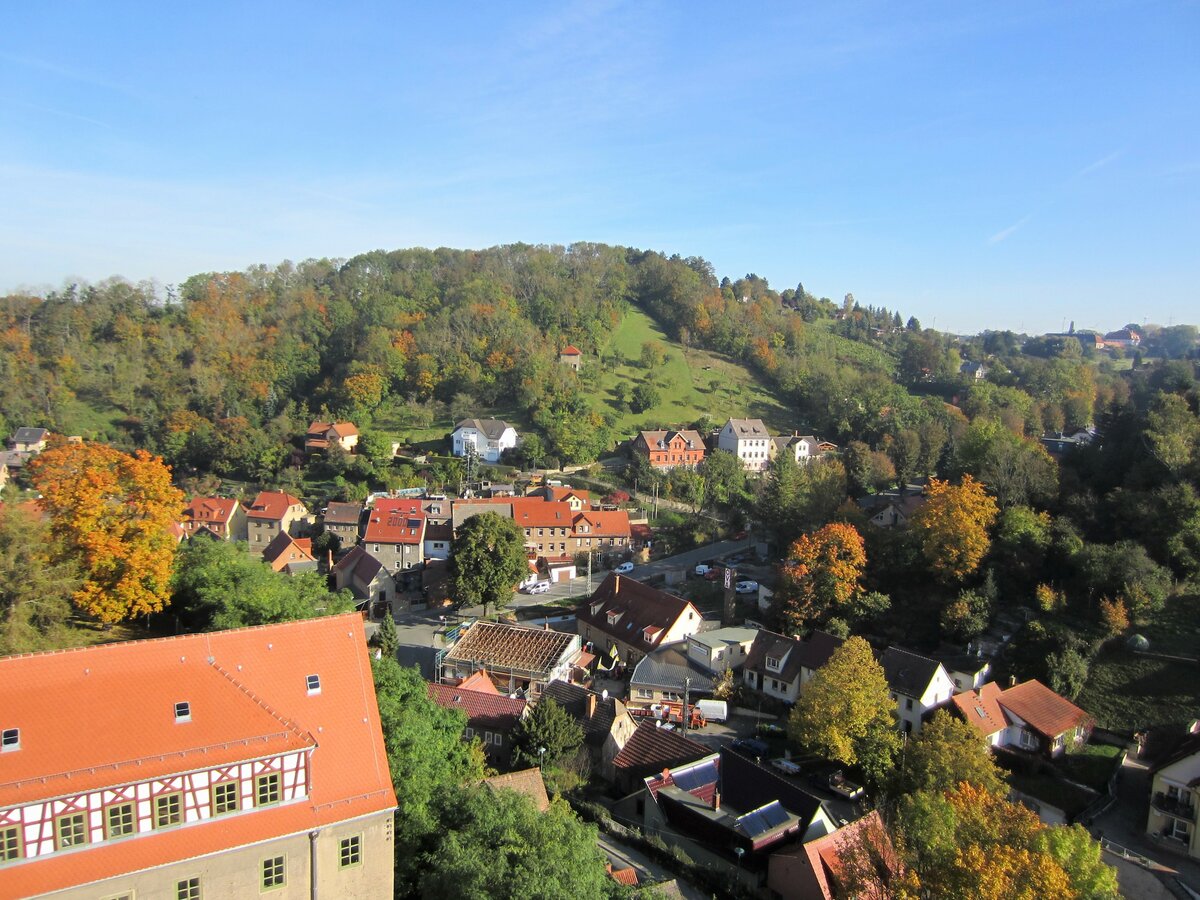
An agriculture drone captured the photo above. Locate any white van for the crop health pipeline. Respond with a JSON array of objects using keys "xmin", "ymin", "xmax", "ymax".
[
  {"xmin": 522, "ymin": 580, "xmax": 551, "ymax": 595},
  {"xmin": 695, "ymin": 699, "xmax": 728, "ymax": 722}
]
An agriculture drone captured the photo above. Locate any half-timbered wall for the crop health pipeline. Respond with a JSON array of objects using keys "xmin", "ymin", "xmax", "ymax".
[{"xmin": 0, "ymin": 750, "xmax": 309, "ymax": 863}]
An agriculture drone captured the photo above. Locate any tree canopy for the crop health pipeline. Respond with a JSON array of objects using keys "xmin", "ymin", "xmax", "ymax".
[
  {"xmin": 449, "ymin": 512, "xmax": 529, "ymax": 610},
  {"xmin": 29, "ymin": 441, "xmax": 184, "ymax": 624},
  {"xmin": 909, "ymin": 476, "xmax": 999, "ymax": 583},
  {"xmin": 775, "ymin": 522, "xmax": 867, "ymax": 632},
  {"xmin": 512, "ymin": 697, "xmax": 585, "ymax": 769},
  {"xmin": 788, "ymin": 636, "xmax": 899, "ymax": 787}
]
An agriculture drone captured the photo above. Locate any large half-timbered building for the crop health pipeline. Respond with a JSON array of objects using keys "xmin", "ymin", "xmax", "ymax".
[{"xmin": 0, "ymin": 614, "xmax": 397, "ymax": 899}]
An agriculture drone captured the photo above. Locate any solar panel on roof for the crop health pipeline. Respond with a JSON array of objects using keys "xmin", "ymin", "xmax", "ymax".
[
  {"xmin": 736, "ymin": 801, "xmax": 791, "ymax": 837},
  {"xmin": 671, "ymin": 759, "xmax": 718, "ymax": 793}
]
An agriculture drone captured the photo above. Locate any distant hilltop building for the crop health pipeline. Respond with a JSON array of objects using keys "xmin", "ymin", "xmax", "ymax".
[
  {"xmin": 1103, "ymin": 328, "xmax": 1141, "ymax": 348},
  {"xmin": 559, "ymin": 345, "xmax": 583, "ymax": 371}
]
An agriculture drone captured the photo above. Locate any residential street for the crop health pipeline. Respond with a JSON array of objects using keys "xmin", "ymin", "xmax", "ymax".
[{"xmin": 596, "ymin": 832, "xmax": 709, "ymax": 899}]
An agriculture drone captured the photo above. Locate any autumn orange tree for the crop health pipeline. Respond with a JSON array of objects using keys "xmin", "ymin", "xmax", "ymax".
[
  {"xmin": 776, "ymin": 522, "xmax": 867, "ymax": 631},
  {"xmin": 909, "ymin": 476, "xmax": 999, "ymax": 583},
  {"xmin": 30, "ymin": 441, "xmax": 184, "ymax": 624}
]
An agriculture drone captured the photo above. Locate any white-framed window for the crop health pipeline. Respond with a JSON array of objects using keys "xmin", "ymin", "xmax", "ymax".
[
  {"xmin": 1, "ymin": 728, "xmax": 19, "ymax": 751},
  {"xmin": 766, "ymin": 656, "xmax": 781, "ymax": 671},
  {"xmin": 636, "ymin": 688, "xmax": 652, "ymax": 699}
]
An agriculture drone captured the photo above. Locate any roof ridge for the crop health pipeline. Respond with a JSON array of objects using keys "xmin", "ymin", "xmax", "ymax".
[
  {"xmin": 207, "ymin": 661, "xmax": 317, "ymax": 746},
  {"xmin": 0, "ymin": 613, "xmax": 362, "ymax": 663}
]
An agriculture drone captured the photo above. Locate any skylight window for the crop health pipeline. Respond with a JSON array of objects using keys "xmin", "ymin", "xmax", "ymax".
[
  {"xmin": 1, "ymin": 728, "xmax": 19, "ymax": 751},
  {"xmin": 306, "ymin": 674, "xmax": 321, "ymax": 694},
  {"xmin": 174, "ymin": 702, "xmax": 191, "ymax": 722}
]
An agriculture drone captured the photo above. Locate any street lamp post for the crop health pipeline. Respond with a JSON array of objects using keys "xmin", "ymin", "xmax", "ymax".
[{"xmin": 734, "ymin": 846, "xmax": 745, "ymax": 886}]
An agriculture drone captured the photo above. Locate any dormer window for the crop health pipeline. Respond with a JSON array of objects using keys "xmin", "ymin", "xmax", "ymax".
[
  {"xmin": 306, "ymin": 674, "xmax": 321, "ymax": 694},
  {"xmin": 607, "ymin": 611, "xmax": 622, "ymax": 625},
  {"xmin": 174, "ymin": 701, "xmax": 191, "ymax": 723},
  {"xmin": 1, "ymin": 728, "xmax": 19, "ymax": 751},
  {"xmin": 766, "ymin": 656, "xmax": 781, "ymax": 672},
  {"xmin": 590, "ymin": 602, "xmax": 604, "ymax": 617}
]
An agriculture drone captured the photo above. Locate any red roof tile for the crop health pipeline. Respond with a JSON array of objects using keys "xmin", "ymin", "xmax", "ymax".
[
  {"xmin": 998, "ymin": 679, "xmax": 1088, "ymax": 738},
  {"xmin": 613, "ymin": 720, "xmax": 710, "ymax": 774},
  {"xmin": 364, "ymin": 499, "xmax": 426, "ymax": 544},
  {"xmin": 560, "ymin": 345, "xmax": 582, "ymax": 356},
  {"xmin": 245, "ymin": 490, "xmax": 306, "ymax": 521},
  {"xmin": 481, "ymin": 768, "xmax": 550, "ymax": 812},
  {"xmin": 0, "ymin": 615, "xmax": 396, "ymax": 898},
  {"xmin": 427, "ymin": 683, "xmax": 527, "ymax": 732},
  {"xmin": 950, "ymin": 681, "xmax": 1006, "ymax": 737},
  {"xmin": 182, "ymin": 496, "xmax": 239, "ymax": 524}
]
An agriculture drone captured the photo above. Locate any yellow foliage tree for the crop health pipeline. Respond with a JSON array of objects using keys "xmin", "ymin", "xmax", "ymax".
[
  {"xmin": 777, "ymin": 522, "xmax": 867, "ymax": 631},
  {"xmin": 910, "ymin": 476, "xmax": 999, "ymax": 583},
  {"xmin": 30, "ymin": 441, "xmax": 184, "ymax": 624}
]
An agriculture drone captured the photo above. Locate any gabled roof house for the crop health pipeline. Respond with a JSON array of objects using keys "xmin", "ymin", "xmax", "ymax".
[
  {"xmin": 742, "ymin": 630, "xmax": 844, "ymax": 704},
  {"xmin": 881, "ymin": 647, "xmax": 955, "ymax": 735},
  {"xmin": 950, "ymin": 678, "xmax": 1091, "ymax": 758},
  {"xmin": 576, "ymin": 574, "xmax": 703, "ymax": 668}
]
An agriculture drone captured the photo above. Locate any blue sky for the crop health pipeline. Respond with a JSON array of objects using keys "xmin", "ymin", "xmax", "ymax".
[{"xmin": 2, "ymin": 1, "xmax": 1197, "ymax": 334}]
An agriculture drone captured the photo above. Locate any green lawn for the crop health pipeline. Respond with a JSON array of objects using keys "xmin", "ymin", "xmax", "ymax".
[
  {"xmin": 596, "ymin": 307, "xmax": 792, "ymax": 435},
  {"xmin": 1059, "ymin": 744, "xmax": 1123, "ymax": 791},
  {"xmin": 1007, "ymin": 771, "xmax": 1098, "ymax": 817},
  {"xmin": 365, "ymin": 305, "xmax": 795, "ymax": 452},
  {"xmin": 1076, "ymin": 592, "xmax": 1200, "ymax": 732}
]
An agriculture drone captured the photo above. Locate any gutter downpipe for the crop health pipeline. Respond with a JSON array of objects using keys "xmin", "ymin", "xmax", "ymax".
[{"xmin": 309, "ymin": 829, "xmax": 320, "ymax": 900}]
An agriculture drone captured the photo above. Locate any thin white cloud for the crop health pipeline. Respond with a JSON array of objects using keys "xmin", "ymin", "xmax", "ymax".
[
  {"xmin": 1074, "ymin": 149, "xmax": 1125, "ymax": 178},
  {"xmin": 988, "ymin": 214, "xmax": 1034, "ymax": 245}
]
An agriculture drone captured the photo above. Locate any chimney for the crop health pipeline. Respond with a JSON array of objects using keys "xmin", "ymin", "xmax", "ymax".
[
  {"xmin": 587, "ymin": 693, "xmax": 597, "ymax": 719},
  {"xmin": 614, "ymin": 575, "xmax": 620, "ymax": 594},
  {"xmin": 1009, "ymin": 675, "xmax": 1017, "ymax": 688},
  {"xmin": 713, "ymin": 790, "xmax": 721, "ymax": 811}
]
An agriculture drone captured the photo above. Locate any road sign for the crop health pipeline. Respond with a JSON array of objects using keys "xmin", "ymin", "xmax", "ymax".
[{"xmin": 724, "ymin": 567, "xmax": 734, "ymax": 589}]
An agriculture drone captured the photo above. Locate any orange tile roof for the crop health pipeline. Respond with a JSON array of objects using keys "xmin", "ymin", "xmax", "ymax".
[
  {"xmin": 574, "ymin": 508, "xmax": 631, "ymax": 537},
  {"xmin": 950, "ymin": 681, "xmax": 1006, "ymax": 737},
  {"xmin": 0, "ymin": 615, "xmax": 396, "ymax": 897},
  {"xmin": 482, "ymin": 768, "xmax": 550, "ymax": 812},
  {"xmin": 510, "ymin": 499, "xmax": 576, "ymax": 529},
  {"xmin": 609, "ymin": 865, "xmax": 639, "ymax": 886},
  {"xmin": 364, "ymin": 498, "xmax": 426, "ymax": 544},
  {"xmin": 245, "ymin": 490, "xmax": 306, "ymax": 521},
  {"xmin": 261, "ymin": 532, "xmax": 316, "ymax": 569},
  {"xmin": 560, "ymin": 345, "xmax": 582, "ymax": 356},
  {"xmin": 998, "ymin": 679, "xmax": 1088, "ymax": 738},
  {"xmin": 427, "ymin": 683, "xmax": 527, "ymax": 732},
  {"xmin": 457, "ymin": 669, "xmax": 501, "ymax": 694},
  {"xmin": 182, "ymin": 496, "xmax": 239, "ymax": 523}
]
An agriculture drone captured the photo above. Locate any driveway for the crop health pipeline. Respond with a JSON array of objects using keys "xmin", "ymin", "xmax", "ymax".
[{"xmin": 1090, "ymin": 754, "xmax": 1200, "ymax": 896}]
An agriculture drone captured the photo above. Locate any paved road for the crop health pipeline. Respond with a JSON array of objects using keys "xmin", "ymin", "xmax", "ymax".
[{"xmin": 1090, "ymin": 754, "xmax": 1200, "ymax": 896}]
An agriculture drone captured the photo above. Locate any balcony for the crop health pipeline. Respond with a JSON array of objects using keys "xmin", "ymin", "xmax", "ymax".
[{"xmin": 1152, "ymin": 791, "xmax": 1197, "ymax": 822}]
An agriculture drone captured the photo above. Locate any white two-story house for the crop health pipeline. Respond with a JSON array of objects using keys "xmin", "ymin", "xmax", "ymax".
[
  {"xmin": 451, "ymin": 418, "xmax": 518, "ymax": 464},
  {"xmin": 717, "ymin": 418, "xmax": 772, "ymax": 473},
  {"xmin": 881, "ymin": 646, "xmax": 956, "ymax": 735}
]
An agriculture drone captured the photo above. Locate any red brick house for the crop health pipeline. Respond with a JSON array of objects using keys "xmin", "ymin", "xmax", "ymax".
[{"xmin": 632, "ymin": 430, "xmax": 707, "ymax": 470}]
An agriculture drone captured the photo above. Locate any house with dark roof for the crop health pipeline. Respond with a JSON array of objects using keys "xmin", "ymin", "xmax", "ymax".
[
  {"xmin": 245, "ymin": 490, "xmax": 312, "ymax": 549},
  {"xmin": 770, "ymin": 433, "xmax": 836, "ymax": 467},
  {"xmin": 950, "ymin": 679, "xmax": 1090, "ymax": 758},
  {"xmin": 717, "ymin": 418, "xmax": 773, "ymax": 472},
  {"xmin": 332, "ymin": 545, "xmax": 396, "ymax": 617},
  {"xmin": 881, "ymin": 647, "xmax": 955, "ymax": 735},
  {"xmin": 576, "ymin": 574, "xmax": 703, "ymax": 669},
  {"xmin": 321, "ymin": 501, "xmax": 364, "ymax": 547},
  {"xmin": 632, "ymin": 429, "xmax": 707, "ymax": 470},
  {"xmin": 628, "ymin": 648, "xmax": 716, "ymax": 715},
  {"xmin": 540, "ymin": 681, "xmax": 637, "ymax": 781},
  {"xmin": 1145, "ymin": 721, "xmax": 1200, "ymax": 858},
  {"xmin": 261, "ymin": 531, "xmax": 318, "ymax": 575},
  {"xmin": 440, "ymin": 621, "xmax": 582, "ymax": 698},
  {"xmin": 684, "ymin": 626, "xmax": 758, "ymax": 675},
  {"xmin": 8, "ymin": 427, "xmax": 48, "ymax": 453},
  {"xmin": 612, "ymin": 721, "xmax": 712, "ymax": 795},
  {"xmin": 181, "ymin": 496, "xmax": 247, "ymax": 542},
  {"xmin": 0, "ymin": 615, "xmax": 397, "ymax": 899},
  {"xmin": 960, "ymin": 360, "xmax": 989, "ymax": 381},
  {"xmin": 743, "ymin": 630, "xmax": 844, "ymax": 704},
  {"xmin": 624, "ymin": 748, "xmax": 837, "ymax": 882},
  {"xmin": 427, "ymin": 683, "xmax": 529, "ymax": 766},
  {"xmin": 856, "ymin": 490, "xmax": 926, "ymax": 528},
  {"xmin": 451, "ymin": 418, "xmax": 518, "ymax": 463}
]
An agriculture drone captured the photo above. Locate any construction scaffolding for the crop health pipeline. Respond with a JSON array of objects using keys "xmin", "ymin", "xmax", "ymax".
[{"xmin": 442, "ymin": 621, "xmax": 579, "ymax": 684}]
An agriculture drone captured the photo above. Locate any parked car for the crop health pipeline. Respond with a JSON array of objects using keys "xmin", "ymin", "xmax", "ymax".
[
  {"xmin": 735, "ymin": 580, "xmax": 759, "ymax": 594},
  {"xmin": 694, "ymin": 563, "xmax": 713, "ymax": 577},
  {"xmin": 614, "ymin": 561, "xmax": 635, "ymax": 574},
  {"xmin": 521, "ymin": 580, "xmax": 551, "ymax": 595},
  {"xmin": 729, "ymin": 737, "xmax": 770, "ymax": 758}
]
